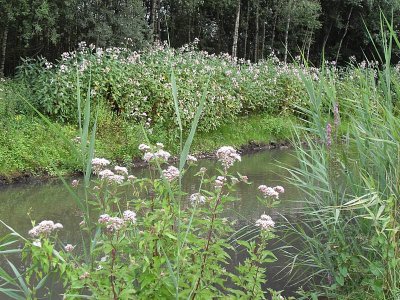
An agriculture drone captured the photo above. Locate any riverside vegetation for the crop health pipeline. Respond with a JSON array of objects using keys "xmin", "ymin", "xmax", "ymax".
[
  {"xmin": 1, "ymin": 39, "xmax": 397, "ymax": 181},
  {"xmin": 1, "ymin": 18, "xmax": 400, "ymax": 299}
]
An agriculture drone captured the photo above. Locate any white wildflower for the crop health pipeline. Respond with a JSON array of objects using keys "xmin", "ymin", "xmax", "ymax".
[
  {"xmin": 98, "ymin": 169, "xmax": 114, "ymax": 179},
  {"xmin": 92, "ymin": 158, "xmax": 110, "ymax": 174},
  {"xmin": 162, "ymin": 166, "xmax": 180, "ymax": 182},
  {"xmin": 187, "ymin": 155, "xmax": 197, "ymax": 163},
  {"xmin": 273, "ymin": 186, "xmax": 285, "ymax": 194},
  {"xmin": 216, "ymin": 146, "xmax": 241, "ymax": 169},
  {"xmin": 143, "ymin": 152, "xmax": 154, "ymax": 162},
  {"xmin": 114, "ymin": 166, "xmax": 128, "ymax": 175},
  {"xmin": 258, "ymin": 185, "xmax": 279, "ymax": 199},
  {"xmin": 123, "ymin": 210, "xmax": 137, "ymax": 223},
  {"xmin": 64, "ymin": 244, "xmax": 75, "ymax": 252},
  {"xmin": 154, "ymin": 149, "xmax": 171, "ymax": 161},
  {"xmin": 215, "ymin": 176, "xmax": 226, "ymax": 189},
  {"xmin": 190, "ymin": 193, "xmax": 206, "ymax": 206},
  {"xmin": 32, "ymin": 240, "xmax": 41, "ymax": 247},
  {"xmin": 106, "ymin": 217, "xmax": 125, "ymax": 232},
  {"xmin": 28, "ymin": 220, "xmax": 63, "ymax": 238},
  {"xmin": 98, "ymin": 214, "xmax": 110, "ymax": 224},
  {"xmin": 255, "ymin": 214, "xmax": 275, "ymax": 230},
  {"xmin": 138, "ymin": 144, "xmax": 151, "ymax": 152}
]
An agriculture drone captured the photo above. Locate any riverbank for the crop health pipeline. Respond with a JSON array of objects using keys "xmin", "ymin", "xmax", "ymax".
[{"xmin": 0, "ymin": 113, "xmax": 295, "ymax": 184}]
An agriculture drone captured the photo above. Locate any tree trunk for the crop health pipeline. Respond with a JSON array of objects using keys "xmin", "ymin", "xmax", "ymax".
[
  {"xmin": 271, "ymin": 14, "xmax": 277, "ymax": 50},
  {"xmin": 151, "ymin": 0, "xmax": 157, "ymax": 42},
  {"xmin": 335, "ymin": 7, "xmax": 353, "ymax": 62},
  {"xmin": 0, "ymin": 23, "xmax": 8, "ymax": 78},
  {"xmin": 243, "ymin": 2, "xmax": 249, "ymax": 59},
  {"xmin": 254, "ymin": 0, "xmax": 260, "ymax": 61},
  {"xmin": 322, "ymin": 19, "xmax": 334, "ymax": 54},
  {"xmin": 157, "ymin": 0, "xmax": 161, "ymax": 41},
  {"xmin": 261, "ymin": 20, "xmax": 266, "ymax": 60},
  {"xmin": 232, "ymin": 0, "xmax": 241, "ymax": 58},
  {"xmin": 284, "ymin": 0, "xmax": 292, "ymax": 64}
]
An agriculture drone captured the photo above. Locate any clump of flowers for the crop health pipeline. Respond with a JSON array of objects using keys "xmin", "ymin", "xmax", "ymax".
[
  {"xmin": 138, "ymin": 143, "xmax": 151, "ymax": 152},
  {"xmin": 114, "ymin": 166, "xmax": 128, "ymax": 175},
  {"xmin": 187, "ymin": 155, "xmax": 197, "ymax": 163},
  {"xmin": 98, "ymin": 210, "xmax": 137, "ymax": 232},
  {"xmin": 139, "ymin": 143, "xmax": 171, "ymax": 163},
  {"xmin": 162, "ymin": 166, "xmax": 180, "ymax": 182},
  {"xmin": 123, "ymin": 210, "xmax": 137, "ymax": 223},
  {"xmin": 258, "ymin": 185, "xmax": 285, "ymax": 199},
  {"xmin": 106, "ymin": 217, "xmax": 125, "ymax": 232},
  {"xmin": 190, "ymin": 193, "xmax": 206, "ymax": 206},
  {"xmin": 215, "ymin": 176, "xmax": 226, "ymax": 189},
  {"xmin": 255, "ymin": 214, "xmax": 275, "ymax": 230},
  {"xmin": 98, "ymin": 169, "xmax": 125, "ymax": 184},
  {"xmin": 28, "ymin": 220, "xmax": 63, "ymax": 238},
  {"xmin": 65, "ymin": 244, "xmax": 75, "ymax": 252},
  {"xmin": 216, "ymin": 146, "xmax": 241, "ymax": 169},
  {"xmin": 92, "ymin": 158, "xmax": 110, "ymax": 174}
]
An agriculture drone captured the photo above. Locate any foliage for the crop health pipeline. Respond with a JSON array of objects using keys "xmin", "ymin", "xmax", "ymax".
[
  {"xmin": 282, "ymin": 18, "xmax": 400, "ymax": 299},
  {"xmin": 15, "ymin": 43, "xmax": 310, "ymax": 132},
  {"xmin": 0, "ymin": 73, "xmax": 286, "ymax": 298}
]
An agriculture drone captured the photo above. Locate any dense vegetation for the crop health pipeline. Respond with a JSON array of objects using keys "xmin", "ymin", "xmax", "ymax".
[
  {"xmin": 282, "ymin": 22, "xmax": 400, "ymax": 298},
  {"xmin": 0, "ymin": 1, "xmax": 400, "ymax": 297},
  {"xmin": 4, "ymin": 41, "xmax": 399, "ymax": 181},
  {"xmin": 1, "ymin": 0, "xmax": 400, "ymax": 76}
]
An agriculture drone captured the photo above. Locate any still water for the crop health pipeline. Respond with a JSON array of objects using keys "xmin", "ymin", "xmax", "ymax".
[{"xmin": 0, "ymin": 149, "xmax": 303, "ymax": 298}]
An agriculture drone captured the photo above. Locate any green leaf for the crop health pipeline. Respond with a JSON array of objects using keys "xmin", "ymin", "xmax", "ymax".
[{"xmin": 7, "ymin": 260, "xmax": 30, "ymax": 297}]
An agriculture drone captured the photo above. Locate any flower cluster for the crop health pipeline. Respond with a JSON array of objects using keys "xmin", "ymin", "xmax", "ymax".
[
  {"xmin": 258, "ymin": 185, "xmax": 285, "ymax": 199},
  {"xmin": 139, "ymin": 143, "xmax": 171, "ymax": 163},
  {"xmin": 187, "ymin": 155, "xmax": 197, "ymax": 163},
  {"xmin": 255, "ymin": 214, "xmax": 275, "ymax": 230},
  {"xmin": 215, "ymin": 176, "xmax": 227, "ymax": 189},
  {"xmin": 28, "ymin": 220, "xmax": 63, "ymax": 238},
  {"xmin": 98, "ymin": 210, "xmax": 137, "ymax": 232},
  {"xmin": 92, "ymin": 158, "xmax": 110, "ymax": 174},
  {"xmin": 190, "ymin": 193, "xmax": 206, "ymax": 206},
  {"xmin": 216, "ymin": 146, "xmax": 241, "ymax": 169},
  {"xmin": 65, "ymin": 244, "xmax": 75, "ymax": 252},
  {"xmin": 162, "ymin": 166, "xmax": 180, "ymax": 182},
  {"xmin": 114, "ymin": 166, "xmax": 128, "ymax": 175},
  {"xmin": 123, "ymin": 210, "xmax": 137, "ymax": 223},
  {"xmin": 98, "ymin": 169, "xmax": 125, "ymax": 184}
]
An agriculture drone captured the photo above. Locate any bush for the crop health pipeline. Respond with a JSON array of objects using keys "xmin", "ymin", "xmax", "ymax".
[{"xmin": 15, "ymin": 43, "xmax": 312, "ymax": 132}]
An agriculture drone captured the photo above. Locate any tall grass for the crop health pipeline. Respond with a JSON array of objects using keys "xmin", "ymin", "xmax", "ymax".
[{"xmin": 282, "ymin": 15, "xmax": 400, "ymax": 299}]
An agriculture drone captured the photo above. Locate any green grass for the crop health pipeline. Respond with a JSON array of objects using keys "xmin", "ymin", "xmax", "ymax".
[{"xmin": 0, "ymin": 113, "xmax": 295, "ymax": 182}]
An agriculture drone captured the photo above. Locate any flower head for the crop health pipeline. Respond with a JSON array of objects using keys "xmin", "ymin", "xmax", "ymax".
[
  {"xmin": 65, "ymin": 244, "xmax": 75, "ymax": 252},
  {"xmin": 139, "ymin": 144, "xmax": 151, "ymax": 152},
  {"xmin": 215, "ymin": 176, "xmax": 226, "ymax": 189},
  {"xmin": 71, "ymin": 179, "xmax": 79, "ymax": 187},
  {"xmin": 28, "ymin": 220, "xmax": 63, "ymax": 238},
  {"xmin": 258, "ymin": 185, "xmax": 279, "ymax": 199},
  {"xmin": 114, "ymin": 166, "xmax": 128, "ymax": 176},
  {"xmin": 123, "ymin": 210, "xmax": 137, "ymax": 223},
  {"xmin": 187, "ymin": 155, "xmax": 197, "ymax": 163},
  {"xmin": 189, "ymin": 193, "xmax": 206, "ymax": 206},
  {"xmin": 92, "ymin": 158, "xmax": 110, "ymax": 174},
  {"xmin": 255, "ymin": 214, "xmax": 275, "ymax": 230},
  {"xmin": 162, "ymin": 166, "xmax": 180, "ymax": 182},
  {"xmin": 216, "ymin": 146, "xmax": 241, "ymax": 169}
]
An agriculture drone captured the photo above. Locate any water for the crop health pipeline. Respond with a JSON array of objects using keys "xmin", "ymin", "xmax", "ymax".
[{"xmin": 0, "ymin": 149, "xmax": 303, "ymax": 298}]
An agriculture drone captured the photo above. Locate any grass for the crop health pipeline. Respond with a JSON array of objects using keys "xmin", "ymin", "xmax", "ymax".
[{"xmin": 0, "ymin": 113, "xmax": 295, "ymax": 182}]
